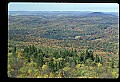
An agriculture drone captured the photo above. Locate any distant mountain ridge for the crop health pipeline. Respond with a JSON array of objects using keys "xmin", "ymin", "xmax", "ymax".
[
  {"xmin": 8, "ymin": 11, "xmax": 118, "ymax": 17},
  {"xmin": 86, "ymin": 12, "xmax": 117, "ymax": 17},
  {"xmin": 88, "ymin": 12, "xmax": 106, "ymax": 16}
]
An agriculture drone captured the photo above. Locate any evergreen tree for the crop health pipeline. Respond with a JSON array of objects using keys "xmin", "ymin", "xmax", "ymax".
[
  {"xmin": 12, "ymin": 46, "xmax": 16, "ymax": 56},
  {"xmin": 89, "ymin": 49, "xmax": 94, "ymax": 61},
  {"xmin": 37, "ymin": 53, "xmax": 44, "ymax": 67},
  {"xmin": 79, "ymin": 52, "xmax": 85, "ymax": 63},
  {"xmin": 47, "ymin": 58, "xmax": 54, "ymax": 72},
  {"xmin": 23, "ymin": 46, "xmax": 31, "ymax": 62},
  {"xmin": 23, "ymin": 45, "xmax": 38, "ymax": 62},
  {"xmin": 85, "ymin": 48, "xmax": 94, "ymax": 60},
  {"xmin": 111, "ymin": 58, "xmax": 115, "ymax": 68},
  {"xmin": 85, "ymin": 49, "xmax": 90, "ymax": 59},
  {"xmin": 95, "ymin": 54, "xmax": 100, "ymax": 63},
  {"xmin": 99, "ymin": 56, "xmax": 103, "ymax": 64},
  {"xmin": 53, "ymin": 50, "xmax": 60, "ymax": 59}
]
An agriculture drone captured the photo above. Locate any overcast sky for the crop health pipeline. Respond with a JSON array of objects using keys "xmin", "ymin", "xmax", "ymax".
[{"xmin": 8, "ymin": 2, "xmax": 119, "ymax": 12}]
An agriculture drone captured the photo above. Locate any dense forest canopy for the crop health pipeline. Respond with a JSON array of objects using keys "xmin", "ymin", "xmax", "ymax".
[{"xmin": 8, "ymin": 11, "xmax": 119, "ymax": 78}]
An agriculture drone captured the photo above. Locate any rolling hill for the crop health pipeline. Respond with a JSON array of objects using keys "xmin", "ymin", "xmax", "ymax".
[{"xmin": 8, "ymin": 11, "xmax": 119, "ymax": 53}]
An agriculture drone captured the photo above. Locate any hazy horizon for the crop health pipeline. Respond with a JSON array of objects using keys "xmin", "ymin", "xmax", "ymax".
[
  {"xmin": 8, "ymin": 11, "xmax": 118, "ymax": 12},
  {"xmin": 8, "ymin": 3, "xmax": 119, "ymax": 12}
]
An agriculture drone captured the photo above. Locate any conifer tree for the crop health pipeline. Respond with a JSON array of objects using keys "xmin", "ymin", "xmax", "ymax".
[
  {"xmin": 12, "ymin": 46, "xmax": 16, "ymax": 57},
  {"xmin": 37, "ymin": 53, "xmax": 44, "ymax": 67},
  {"xmin": 95, "ymin": 54, "xmax": 100, "ymax": 63}
]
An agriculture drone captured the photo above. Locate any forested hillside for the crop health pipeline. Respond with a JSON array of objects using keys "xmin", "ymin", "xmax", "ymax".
[{"xmin": 8, "ymin": 11, "xmax": 119, "ymax": 78}]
